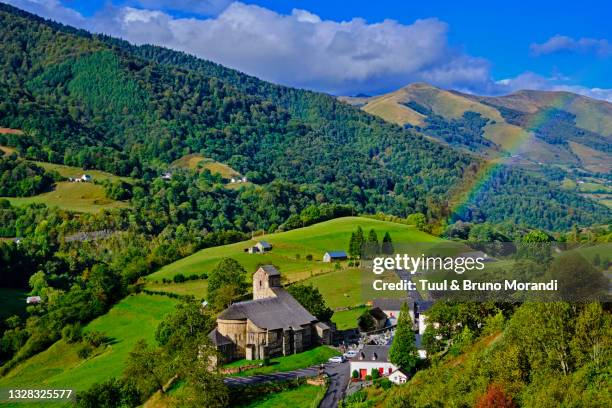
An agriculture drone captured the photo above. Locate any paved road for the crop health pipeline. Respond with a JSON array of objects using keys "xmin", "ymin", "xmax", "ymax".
[
  {"xmin": 319, "ymin": 361, "xmax": 350, "ymax": 408},
  {"xmin": 224, "ymin": 361, "xmax": 350, "ymax": 407}
]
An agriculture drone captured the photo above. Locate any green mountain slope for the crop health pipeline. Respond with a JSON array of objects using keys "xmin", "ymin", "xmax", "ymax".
[{"xmin": 0, "ymin": 3, "xmax": 609, "ymax": 230}]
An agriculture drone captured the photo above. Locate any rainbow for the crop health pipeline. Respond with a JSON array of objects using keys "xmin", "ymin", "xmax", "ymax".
[{"xmin": 448, "ymin": 92, "xmax": 574, "ymax": 222}]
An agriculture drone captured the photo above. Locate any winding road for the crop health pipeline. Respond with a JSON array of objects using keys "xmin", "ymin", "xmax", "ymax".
[{"xmin": 224, "ymin": 361, "xmax": 350, "ymax": 408}]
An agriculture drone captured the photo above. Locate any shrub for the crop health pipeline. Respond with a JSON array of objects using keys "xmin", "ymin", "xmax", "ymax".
[
  {"xmin": 352, "ymin": 370, "xmax": 359, "ymax": 379},
  {"xmin": 378, "ymin": 378, "xmax": 392, "ymax": 390},
  {"xmin": 173, "ymin": 273, "xmax": 186, "ymax": 283},
  {"xmin": 371, "ymin": 368, "xmax": 380, "ymax": 379},
  {"xmin": 306, "ymin": 254, "xmax": 313, "ymax": 261},
  {"xmin": 84, "ymin": 330, "xmax": 106, "ymax": 348},
  {"xmin": 200, "ymin": 272, "xmax": 208, "ymax": 279},
  {"xmin": 77, "ymin": 344, "xmax": 94, "ymax": 359},
  {"xmin": 365, "ymin": 374, "xmax": 372, "ymax": 381},
  {"xmin": 188, "ymin": 274, "xmax": 199, "ymax": 281},
  {"xmin": 61, "ymin": 323, "xmax": 82, "ymax": 344}
]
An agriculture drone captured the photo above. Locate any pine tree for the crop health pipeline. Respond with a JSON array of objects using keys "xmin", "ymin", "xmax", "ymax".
[
  {"xmin": 389, "ymin": 303, "xmax": 418, "ymax": 372},
  {"xmin": 348, "ymin": 232, "xmax": 358, "ymax": 258},
  {"xmin": 382, "ymin": 232, "xmax": 393, "ymax": 254},
  {"xmin": 354, "ymin": 226, "xmax": 365, "ymax": 258},
  {"xmin": 365, "ymin": 228, "xmax": 379, "ymax": 256}
]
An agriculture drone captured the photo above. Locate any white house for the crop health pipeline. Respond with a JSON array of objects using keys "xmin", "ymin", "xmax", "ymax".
[
  {"xmin": 80, "ymin": 174, "xmax": 92, "ymax": 182},
  {"xmin": 389, "ymin": 368, "xmax": 410, "ymax": 384},
  {"xmin": 349, "ymin": 345, "xmax": 397, "ymax": 380},
  {"xmin": 161, "ymin": 172, "xmax": 172, "ymax": 180},
  {"xmin": 26, "ymin": 296, "xmax": 41, "ymax": 304},
  {"xmin": 323, "ymin": 251, "xmax": 348, "ymax": 263}
]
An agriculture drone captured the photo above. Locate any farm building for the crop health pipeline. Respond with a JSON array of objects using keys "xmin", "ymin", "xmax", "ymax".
[
  {"xmin": 26, "ymin": 296, "xmax": 41, "ymax": 304},
  {"xmin": 323, "ymin": 250, "xmax": 348, "ymax": 262},
  {"xmin": 389, "ymin": 368, "xmax": 410, "ymax": 384},
  {"xmin": 349, "ymin": 345, "xmax": 397, "ymax": 380},
  {"xmin": 367, "ymin": 307, "xmax": 388, "ymax": 330},
  {"xmin": 372, "ymin": 298, "xmax": 411, "ymax": 324},
  {"xmin": 244, "ymin": 241, "xmax": 273, "ymax": 254},
  {"xmin": 209, "ymin": 265, "xmax": 331, "ymax": 362},
  {"xmin": 161, "ymin": 172, "xmax": 172, "ymax": 180}
]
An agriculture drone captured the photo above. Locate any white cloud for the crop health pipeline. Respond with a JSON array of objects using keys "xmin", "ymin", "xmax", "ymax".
[
  {"xmin": 531, "ymin": 35, "xmax": 612, "ymax": 57},
  {"xmin": 491, "ymin": 72, "xmax": 612, "ymax": 102},
  {"xmin": 5, "ymin": 1, "xmax": 612, "ymax": 101}
]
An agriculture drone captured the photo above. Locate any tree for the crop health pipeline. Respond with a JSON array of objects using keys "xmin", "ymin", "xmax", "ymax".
[
  {"xmin": 123, "ymin": 339, "xmax": 171, "ymax": 398},
  {"xmin": 354, "ymin": 227, "xmax": 365, "ymax": 258},
  {"xmin": 407, "ymin": 213, "xmax": 427, "ymax": 230},
  {"xmin": 287, "ymin": 284, "xmax": 333, "ymax": 322},
  {"xmin": 207, "ymin": 258, "xmax": 248, "ymax": 309},
  {"xmin": 76, "ymin": 378, "xmax": 140, "ymax": 408},
  {"xmin": 364, "ymin": 228, "xmax": 379, "ymax": 257},
  {"xmin": 348, "ymin": 232, "xmax": 358, "ymax": 258},
  {"xmin": 382, "ymin": 232, "xmax": 393, "ymax": 254},
  {"xmin": 475, "ymin": 384, "xmax": 516, "ymax": 408},
  {"xmin": 389, "ymin": 303, "xmax": 418, "ymax": 371}
]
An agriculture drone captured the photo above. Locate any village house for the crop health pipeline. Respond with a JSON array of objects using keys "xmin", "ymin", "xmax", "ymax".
[
  {"xmin": 209, "ymin": 265, "xmax": 331, "ymax": 362},
  {"xmin": 69, "ymin": 174, "xmax": 92, "ymax": 182},
  {"xmin": 366, "ymin": 307, "xmax": 388, "ymax": 331},
  {"xmin": 323, "ymin": 250, "xmax": 348, "ymax": 262},
  {"xmin": 349, "ymin": 345, "xmax": 397, "ymax": 380},
  {"xmin": 26, "ymin": 296, "xmax": 41, "ymax": 304},
  {"xmin": 244, "ymin": 240, "xmax": 272, "ymax": 254},
  {"xmin": 389, "ymin": 368, "xmax": 410, "ymax": 384},
  {"xmin": 372, "ymin": 298, "xmax": 411, "ymax": 325}
]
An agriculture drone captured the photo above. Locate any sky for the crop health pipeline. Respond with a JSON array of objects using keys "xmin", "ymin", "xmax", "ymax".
[{"xmin": 5, "ymin": 0, "xmax": 612, "ymax": 100}]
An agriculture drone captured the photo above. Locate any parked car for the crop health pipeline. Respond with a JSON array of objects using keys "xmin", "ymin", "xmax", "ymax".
[
  {"xmin": 328, "ymin": 355, "xmax": 345, "ymax": 363},
  {"xmin": 343, "ymin": 350, "xmax": 358, "ymax": 359}
]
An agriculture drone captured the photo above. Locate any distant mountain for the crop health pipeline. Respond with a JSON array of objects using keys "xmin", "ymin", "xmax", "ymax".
[
  {"xmin": 342, "ymin": 83, "xmax": 612, "ymax": 174},
  {"xmin": 0, "ymin": 3, "xmax": 610, "ymax": 230}
]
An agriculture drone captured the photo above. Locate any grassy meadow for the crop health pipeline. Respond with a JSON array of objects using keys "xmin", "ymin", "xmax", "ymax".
[
  {"xmin": 146, "ymin": 217, "xmax": 437, "ymax": 296},
  {"xmin": 0, "ymin": 294, "xmax": 177, "ymax": 407},
  {"xmin": 2, "ymin": 181, "xmax": 128, "ymax": 213},
  {"xmin": 171, "ymin": 153, "xmax": 241, "ymax": 179},
  {"xmin": 224, "ymin": 345, "xmax": 339, "ymax": 377},
  {"xmin": 243, "ymin": 383, "xmax": 327, "ymax": 408},
  {"xmin": 32, "ymin": 161, "xmax": 134, "ymax": 183}
]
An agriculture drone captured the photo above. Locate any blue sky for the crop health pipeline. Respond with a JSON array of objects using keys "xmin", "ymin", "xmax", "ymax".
[{"xmin": 7, "ymin": 1, "xmax": 612, "ymax": 100}]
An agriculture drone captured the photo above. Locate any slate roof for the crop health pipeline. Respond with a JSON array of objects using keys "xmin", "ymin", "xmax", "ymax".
[
  {"xmin": 352, "ymin": 345, "xmax": 391, "ymax": 362},
  {"xmin": 257, "ymin": 241, "xmax": 272, "ymax": 249},
  {"xmin": 372, "ymin": 298, "xmax": 410, "ymax": 311},
  {"xmin": 258, "ymin": 264, "xmax": 280, "ymax": 276},
  {"xmin": 217, "ymin": 287, "xmax": 316, "ymax": 330},
  {"xmin": 208, "ymin": 328, "xmax": 233, "ymax": 346},
  {"xmin": 369, "ymin": 307, "xmax": 387, "ymax": 321},
  {"xmin": 325, "ymin": 251, "xmax": 348, "ymax": 258}
]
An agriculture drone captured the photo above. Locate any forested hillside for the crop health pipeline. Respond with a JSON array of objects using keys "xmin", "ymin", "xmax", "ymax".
[{"xmin": 0, "ymin": 2, "xmax": 610, "ymax": 232}]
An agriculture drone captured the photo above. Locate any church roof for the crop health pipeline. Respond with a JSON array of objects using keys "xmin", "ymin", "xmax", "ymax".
[
  {"xmin": 208, "ymin": 327, "xmax": 233, "ymax": 346},
  {"xmin": 258, "ymin": 264, "xmax": 280, "ymax": 276},
  {"xmin": 217, "ymin": 287, "xmax": 317, "ymax": 330}
]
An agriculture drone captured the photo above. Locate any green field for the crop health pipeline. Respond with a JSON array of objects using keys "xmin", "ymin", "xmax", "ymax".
[
  {"xmin": 0, "ymin": 294, "xmax": 177, "ymax": 407},
  {"xmin": 147, "ymin": 217, "xmax": 437, "ymax": 294},
  {"xmin": 0, "ymin": 288, "xmax": 28, "ymax": 322},
  {"xmin": 171, "ymin": 153, "xmax": 241, "ymax": 179},
  {"xmin": 331, "ymin": 306, "xmax": 367, "ymax": 330},
  {"xmin": 32, "ymin": 161, "xmax": 133, "ymax": 183},
  {"xmin": 145, "ymin": 279, "xmax": 208, "ymax": 298},
  {"xmin": 303, "ymin": 268, "xmax": 364, "ymax": 309},
  {"xmin": 2, "ymin": 181, "xmax": 128, "ymax": 213},
  {"xmin": 224, "ymin": 346, "xmax": 340, "ymax": 377},
  {"xmin": 244, "ymin": 383, "xmax": 327, "ymax": 408}
]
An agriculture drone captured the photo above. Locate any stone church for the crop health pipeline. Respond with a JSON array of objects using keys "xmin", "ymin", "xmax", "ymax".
[{"xmin": 209, "ymin": 265, "xmax": 331, "ymax": 361}]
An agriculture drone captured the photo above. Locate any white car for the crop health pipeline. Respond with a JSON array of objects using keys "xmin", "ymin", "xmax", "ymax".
[
  {"xmin": 328, "ymin": 356, "xmax": 345, "ymax": 363},
  {"xmin": 343, "ymin": 350, "xmax": 358, "ymax": 359}
]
